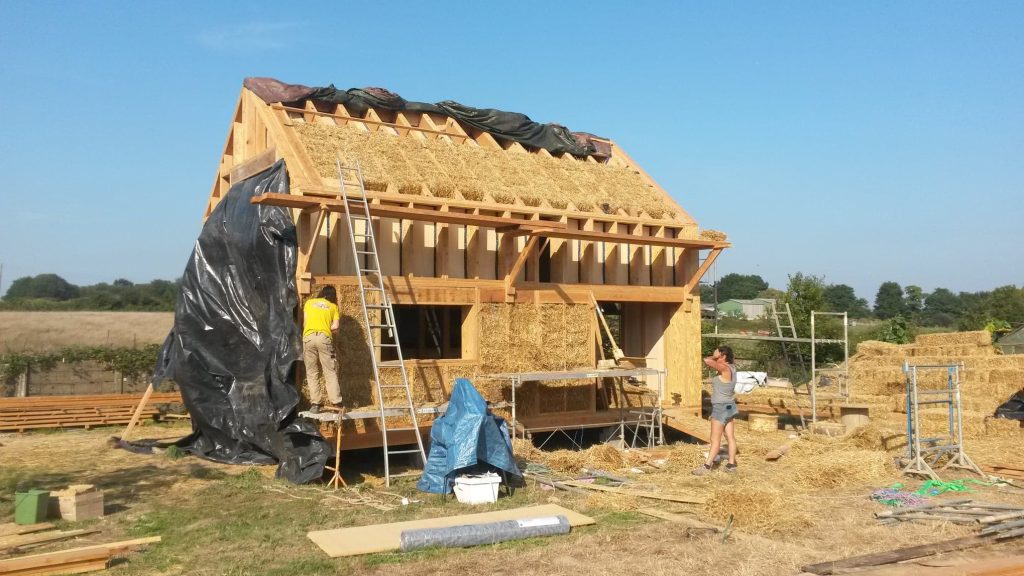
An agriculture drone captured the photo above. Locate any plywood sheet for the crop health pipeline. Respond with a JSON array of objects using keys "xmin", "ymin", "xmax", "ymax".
[{"xmin": 307, "ymin": 504, "xmax": 594, "ymax": 557}]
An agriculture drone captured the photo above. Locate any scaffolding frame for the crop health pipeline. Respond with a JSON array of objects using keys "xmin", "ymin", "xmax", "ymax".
[
  {"xmin": 901, "ymin": 361, "xmax": 984, "ymax": 480},
  {"xmin": 478, "ymin": 367, "xmax": 665, "ymax": 449}
]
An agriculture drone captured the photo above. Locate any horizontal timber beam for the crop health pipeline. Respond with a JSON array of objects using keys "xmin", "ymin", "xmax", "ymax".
[
  {"xmin": 511, "ymin": 227, "xmax": 729, "ymax": 250},
  {"xmin": 311, "ymin": 275, "xmax": 693, "ymax": 304},
  {"xmin": 251, "ymin": 193, "xmax": 565, "ymax": 232},
  {"xmin": 293, "ymin": 184, "xmax": 695, "ymax": 228}
]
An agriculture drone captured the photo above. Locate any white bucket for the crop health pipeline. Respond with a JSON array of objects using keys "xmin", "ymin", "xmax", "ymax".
[{"xmin": 452, "ymin": 472, "xmax": 501, "ymax": 505}]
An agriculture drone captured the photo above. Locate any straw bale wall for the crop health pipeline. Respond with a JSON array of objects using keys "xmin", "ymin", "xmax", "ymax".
[
  {"xmin": 299, "ymin": 285, "xmax": 600, "ymax": 429},
  {"xmin": 294, "ymin": 121, "xmax": 678, "ymax": 220}
]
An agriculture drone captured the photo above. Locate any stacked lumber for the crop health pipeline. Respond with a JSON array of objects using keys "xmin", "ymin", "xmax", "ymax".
[
  {"xmin": 0, "ymin": 392, "xmax": 181, "ymax": 432},
  {"xmin": 876, "ymin": 499, "xmax": 1024, "ymax": 539},
  {"xmin": 983, "ymin": 464, "xmax": 1024, "ymax": 482},
  {"xmin": 0, "ymin": 534, "xmax": 159, "ymax": 575}
]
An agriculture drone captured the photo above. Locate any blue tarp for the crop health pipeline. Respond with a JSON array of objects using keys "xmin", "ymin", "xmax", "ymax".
[{"xmin": 417, "ymin": 378, "xmax": 522, "ymax": 494}]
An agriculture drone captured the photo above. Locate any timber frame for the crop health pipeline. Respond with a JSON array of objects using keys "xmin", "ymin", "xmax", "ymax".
[{"xmin": 205, "ymin": 84, "xmax": 729, "ymax": 430}]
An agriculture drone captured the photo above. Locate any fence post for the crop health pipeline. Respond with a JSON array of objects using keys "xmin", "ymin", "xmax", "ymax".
[{"xmin": 15, "ymin": 365, "xmax": 29, "ymax": 397}]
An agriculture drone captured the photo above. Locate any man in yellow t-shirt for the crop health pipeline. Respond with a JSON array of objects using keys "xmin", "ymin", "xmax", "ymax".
[{"xmin": 302, "ymin": 286, "xmax": 342, "ymax": 413}]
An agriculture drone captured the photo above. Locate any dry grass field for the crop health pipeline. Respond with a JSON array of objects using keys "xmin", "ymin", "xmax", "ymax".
[
  {"xmin": 2, "ymin": 417, "xmax": 1024, "ymax": 576},
  {"xmin": 0, "ymin": 311, "xmax": 173, "ymax": 352}
]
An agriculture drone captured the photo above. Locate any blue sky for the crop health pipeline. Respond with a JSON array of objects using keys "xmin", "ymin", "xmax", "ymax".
[{"xmin": 0, "ymin": 1, "xmax": 1020, "ymax": 303}]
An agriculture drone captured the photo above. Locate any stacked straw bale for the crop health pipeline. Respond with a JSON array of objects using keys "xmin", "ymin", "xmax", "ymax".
[{"xmin": 292, "ymin": 121, "xmax": 676, "ymax": 219}]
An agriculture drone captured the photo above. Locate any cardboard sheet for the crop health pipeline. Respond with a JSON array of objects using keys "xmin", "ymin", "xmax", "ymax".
[{"xmin": 307, "ymin": 504, "xmax": 594, "ymax": 557}]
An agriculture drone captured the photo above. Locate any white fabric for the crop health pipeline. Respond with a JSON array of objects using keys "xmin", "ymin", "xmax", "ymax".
[{"xmin": 734, "ymin": 371, "xmax": 767, "ymax": 394}]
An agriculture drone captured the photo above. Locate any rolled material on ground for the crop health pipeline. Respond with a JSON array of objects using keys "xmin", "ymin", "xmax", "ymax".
[{"xmin": 399, "ymin": 515, "xmax": 570, "ymax": 551}]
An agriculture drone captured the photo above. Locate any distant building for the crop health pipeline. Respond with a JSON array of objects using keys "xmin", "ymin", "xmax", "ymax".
[
  {"xmin": 717, "ymin": 298, "xmax": 775, "ymax": 320},
  {"xmin": 997, "ymin": 325, "xmax": 1024, "ymax": 355}
]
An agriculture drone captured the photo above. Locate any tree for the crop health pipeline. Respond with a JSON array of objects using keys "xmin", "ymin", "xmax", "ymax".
[
  {"xmin": 783, "ymin": 273, "xmax": 827, "ymax": 338},
  {"xmin": 920, "ymin": 287, "xmax": 961, "ymax": 327},
  {"xmin": 715, "ymin": 273, "xmax": 769, "ymax": 301},
  {"xmin": 924, "ymin": 288, "xmax": 961, "ymax": 315},
  {"xmin": 904, "ymin": 285, "xmax": 926, "ymax": 317},
  {"xmin": 823, "ymin": 284, "xmax": 871, "ymax": 318},
  {"xmin": 874, "ymin": 282, "xmax": 906, "ymax": 319},
  {"xmin": 3, "ymin": 274, "xmax": 80, "ymax": 301}
]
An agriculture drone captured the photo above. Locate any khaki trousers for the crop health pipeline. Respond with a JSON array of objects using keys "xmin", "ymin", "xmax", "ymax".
[{"xmin": 303, "ymin": 332, "xmax": 342, "ymax": 405}]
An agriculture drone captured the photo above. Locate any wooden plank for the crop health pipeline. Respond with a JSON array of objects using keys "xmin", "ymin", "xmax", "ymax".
[
  {"xmin": 0, "ymin": 547, "xmax": 110, "ymax": 576},
  {"xmin": 801, "ymin": 535, "xmax": 991, "ymax": 575},
  {"xmin": 0, "ymin": 524, "xmax": 56, "ymax": 538},
  {"xmin": 307, "ymin": 504, "xmax": 594, "ymax": 557},
  {"xmin": 251, "ymin": 193, "xmax": 566, "ymax": 232},
  {"xmin": 682, "ymin": 247, "xmax": 723, "ymax": 294},
  {"xmin": 0, "ymin": 529, "xmax": 101, "ymax": 553},
  {"xmin": 559, "ymin": 481, "xmax": 705, "ymax": 504},
  {"xmin": 228, "ymin": 147, "xmax": 277, "ymax": 185},
  {"xmin": 119, "ymin": 383, "xmax": 154, "ymax": 442},
  {"xmin": 53, "ymin": 536, "xmax": 161, "ymax": 556}
]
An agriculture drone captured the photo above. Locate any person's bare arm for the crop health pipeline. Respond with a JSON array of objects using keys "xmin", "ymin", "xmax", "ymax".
[
  {"xmin": 704, "ymin": 356, "xmax": 731, "ymax": 380},
  {"xmin": 331, "ymin": 318, "xmax": 340, "ymax": 333}
]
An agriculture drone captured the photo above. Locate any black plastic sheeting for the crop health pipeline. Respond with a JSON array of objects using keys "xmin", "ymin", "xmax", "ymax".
[
  {"xmin": 152, "ymin": 160, "xmax": 329, "ymax": 483},
  {"xmin": 243, "ymin": 77, "xmax": 607, "ymax": 157},
  {"xmin": 995, "ymin": 391, "xmax": 1024, "ymax": 421}
]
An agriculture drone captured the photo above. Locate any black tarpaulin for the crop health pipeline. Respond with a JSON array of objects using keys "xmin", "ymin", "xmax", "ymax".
[
  {"xmin": 243, "ymin": 77, "xmax": 603, "ymax": 157},
  {"xmin": 995, "ymin": 391, "xmax": 1024, "ymax": 421},
  {"xmin": 152, "ymin": 160, "xmax": 329, "ymax": 483}
]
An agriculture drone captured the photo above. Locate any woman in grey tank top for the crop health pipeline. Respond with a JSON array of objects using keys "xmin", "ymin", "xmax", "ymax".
[{"xmin": 693, "ymin": 346, "xmax": 739, "ymax": 475}]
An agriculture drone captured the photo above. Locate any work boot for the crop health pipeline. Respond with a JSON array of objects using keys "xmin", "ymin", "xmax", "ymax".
[
  {"xmin": 309, "ymin": 404, "xmax": 321, "ymax": 414},
  {"xmin": 724, "ymin": 463, "xmax": 737, "ymax": 474},
  {"xmin": 692, "ymin": 462, "xmax": 713, "ymax": 476}
]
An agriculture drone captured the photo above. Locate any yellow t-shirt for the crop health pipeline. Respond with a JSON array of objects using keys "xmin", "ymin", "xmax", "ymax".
[{"xmin": 302, "ymin": 298, "xmax": 339, "ymax": 338}]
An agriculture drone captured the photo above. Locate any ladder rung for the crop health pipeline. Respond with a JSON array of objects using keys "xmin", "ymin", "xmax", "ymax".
[
  {"xmin": 387, "ymin": 449, "xmax": 423, "ymax": 455},
  {"xmin": 356, "ymin": 250, "xmax": 376, "ymax": 255},
  {"xmin": 378, "ymin": 361, "xmax": 402, "ymax": 367},
  {"xmin": 365, "ymin": 304, "xmax": 391, "ymax": 309},
  {"xmin": 374, "ymin": 343, "xmax": 399, "ymax": 347}
]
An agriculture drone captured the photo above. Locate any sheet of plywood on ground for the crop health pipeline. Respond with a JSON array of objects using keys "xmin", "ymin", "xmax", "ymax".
[{"xmin": 307, "ymin": 504, "xmax": 594, "ymax": 557}]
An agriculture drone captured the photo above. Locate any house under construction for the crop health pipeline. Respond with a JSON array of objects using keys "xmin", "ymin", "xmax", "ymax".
[{"xmin": 203, "ymin": 78, "xmax": 729, "ymax": 451}]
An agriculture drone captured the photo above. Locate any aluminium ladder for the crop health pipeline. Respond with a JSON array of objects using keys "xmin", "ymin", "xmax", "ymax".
[
  {"xmin": 336, "ymin": 157, "xmax": 427, "ymax": 487},
  {"xmin": 767, "ymin": 300, "xmax": 805, "ymax": 373}
]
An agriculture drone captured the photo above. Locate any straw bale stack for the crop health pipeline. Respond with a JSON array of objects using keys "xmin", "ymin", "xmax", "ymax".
[{"xmin": 915, "ymin": 331, "xmax": 992, "ymax": 347}]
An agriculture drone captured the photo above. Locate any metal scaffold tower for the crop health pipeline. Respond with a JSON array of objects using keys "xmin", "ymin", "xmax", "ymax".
[{"xmin": 901, "ymin": 361, "xmax": 984, "ymax": 480}]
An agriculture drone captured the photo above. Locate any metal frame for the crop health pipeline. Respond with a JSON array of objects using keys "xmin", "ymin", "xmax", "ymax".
[
  {"xmin": 808, "ymin": 311, "xmax": 849, "ymax": 425},
  {"xmin": 478, "ymin": 367, "xmax": 665, "ymax": 448},
  {"xmin": 901, "ymin": 361, "xmax": 984, "ymax": 480}
]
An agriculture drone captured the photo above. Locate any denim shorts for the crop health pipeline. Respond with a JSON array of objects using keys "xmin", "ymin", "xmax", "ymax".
[{"xmin": 711, "ymin": 402, "xmax": 739, "ymax": 424}]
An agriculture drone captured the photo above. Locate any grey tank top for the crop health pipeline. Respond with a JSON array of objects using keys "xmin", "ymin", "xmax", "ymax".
[{"xmin": 710, "ymin": 362, "xmax": 738, "ymax": 405}]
